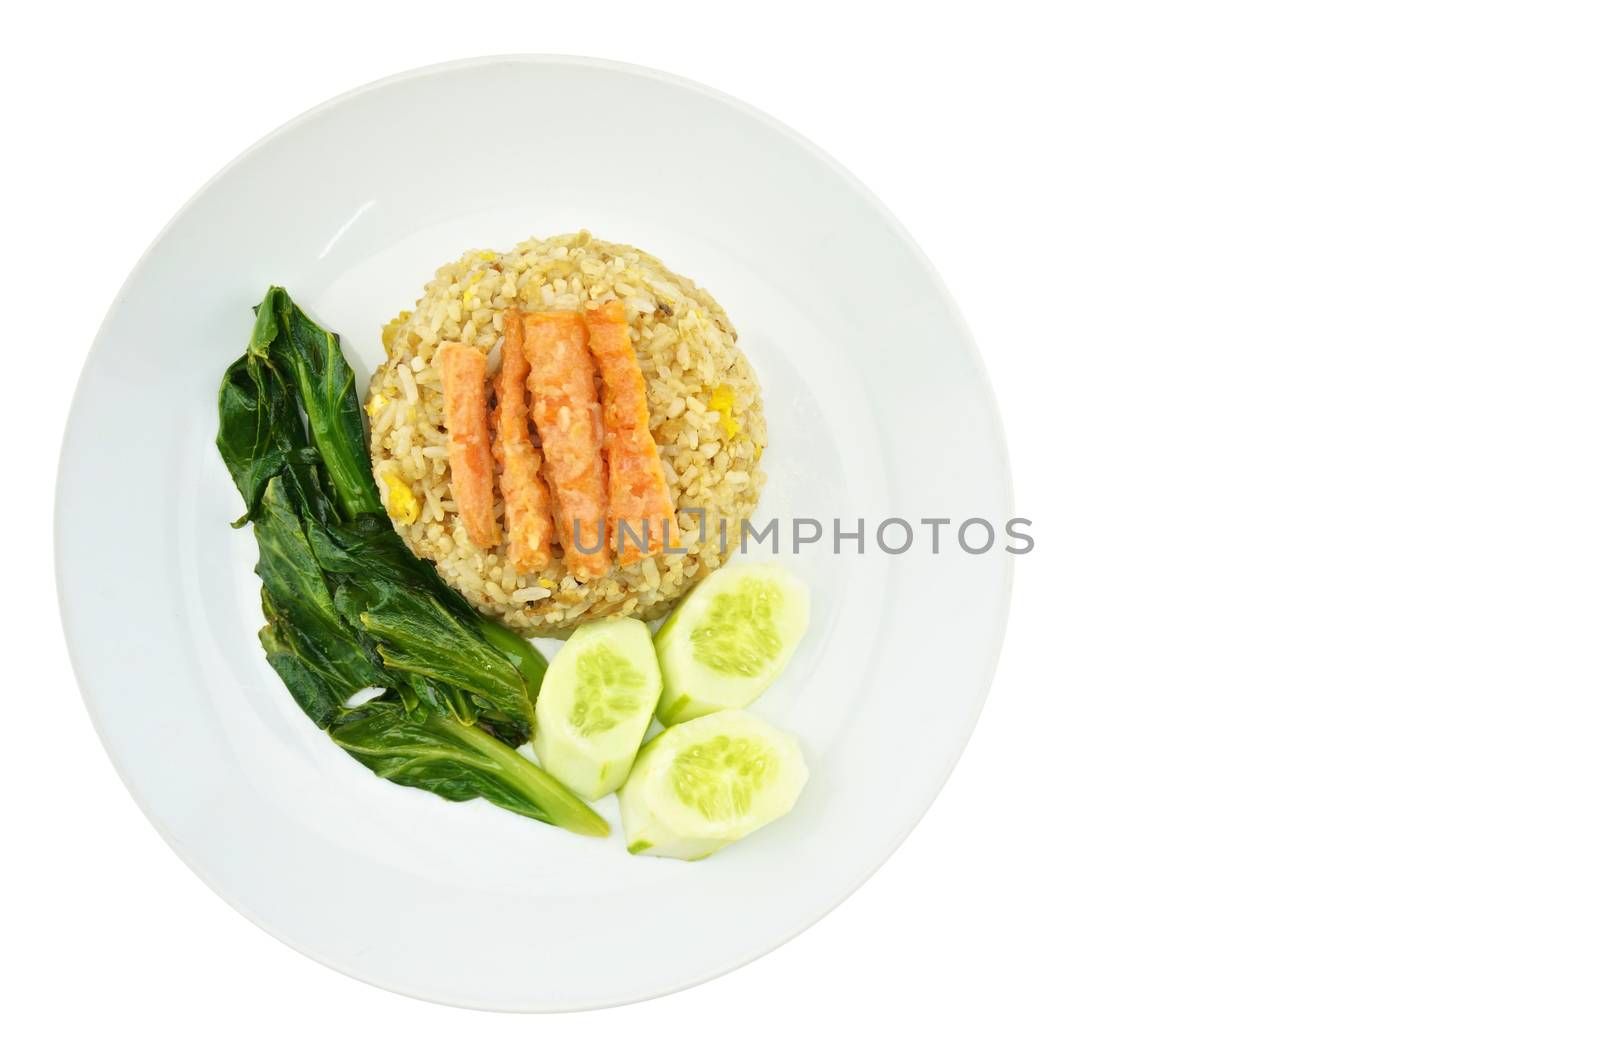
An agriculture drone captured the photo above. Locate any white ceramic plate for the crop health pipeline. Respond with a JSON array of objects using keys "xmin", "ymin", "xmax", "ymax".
[{"xmin": 56, "ymin": 56, "xmax": 1012, "ymax": 1011}]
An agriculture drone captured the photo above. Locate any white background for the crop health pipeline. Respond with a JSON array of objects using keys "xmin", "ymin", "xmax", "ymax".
[{"xmin": 5, "ymin": 1, "xmax": 1597, "ymax": 1058}]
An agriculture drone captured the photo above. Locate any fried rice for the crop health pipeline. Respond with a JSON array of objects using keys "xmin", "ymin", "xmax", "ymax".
[{"xmin": 366, "ymin": 232, "xmax": 766, "ymax": 635}]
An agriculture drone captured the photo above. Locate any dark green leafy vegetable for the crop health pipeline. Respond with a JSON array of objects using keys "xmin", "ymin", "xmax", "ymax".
[
  {"xmin": 301, "ymin": 512, "xmax": 544, "ymax": 692},
  {"xmin": 216, "ymin": 287, "xmax": 604, "ymax": 837},
  {"xmin": 306, "ymin": 510, "xmax": 465, "ymax": 599},
  {"xmin": 354, "ymin": 582, "xmax": 531, "ymax": 716},
  {"xmin": 260, "ymin": 589, "xmax": 370, "ymax": 729},
  {"xmin": 249, "ymin": 287, "xmax": 383, "ymax": 520},
  {"xmin": 216, "ymin": 318, "xmax": 314, "ymax": 525},
  {"xmin": 252, "ymin": 478, "xmax": 384, "ymax": 725},
  {"xmin": 330, "ymin": 696, "xmax": 608, "ymax": 835},
  {"xmin": 307, "ymin": 513, "xmax": 534, "ymax": 744},
  {"xmin": 476, "ymin": 617, "xmax": 549, "ymax": 700}
]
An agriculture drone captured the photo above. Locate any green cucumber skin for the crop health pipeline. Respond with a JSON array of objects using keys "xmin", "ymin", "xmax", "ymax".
[
  {"xmin": 534, "ymin": 618, "xmax": 661, "ymax": 800},
  {"xmin": 652, "ymin": 608, "xmax": 686, "ymax": 719},
  {"xmin": 656, "ymin": 692, "xmax": 708, "ymax": 729}
]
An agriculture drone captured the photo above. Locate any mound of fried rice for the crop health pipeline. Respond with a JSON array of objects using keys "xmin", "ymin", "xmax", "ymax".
[{"xmin": 366, "ymin": 232, "xmax": 766, "ymax": 635}]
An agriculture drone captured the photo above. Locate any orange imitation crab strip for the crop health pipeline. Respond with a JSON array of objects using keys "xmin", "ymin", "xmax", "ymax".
[
  {"xmin": 522, "ymin": 310, "xmax": 611, "ymax": 581},
  {"xmin": 585, "ymin": 300, "xmax": 679, "ymax": 566},
  {"xmin": 437, "ymin": 341, "xmax": 499, "ymax": 549},
  {"xmin": 495, "ymin": 311, "xmax": 556, "ymax": 572}
]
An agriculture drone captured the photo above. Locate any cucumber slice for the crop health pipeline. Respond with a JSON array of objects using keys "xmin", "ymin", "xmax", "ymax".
[
  {"xmin": 532, "ymin": 617, "xmax": 662, "ymax": 800},
  {"xmin": 618, "ymin": 710, "xmax": 808, "ymax": 860},
  {"xmin": 654, "ymin": 563, "xmax": 810, "ymax": 727}
]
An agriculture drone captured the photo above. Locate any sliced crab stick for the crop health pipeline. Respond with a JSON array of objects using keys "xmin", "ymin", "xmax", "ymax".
[
  {"xmin": 495, "ymin": 311, "xmax": 556, "ymax": 572},
  {"xmin": 522, "ymin": 310, "xmax": 611, "ymax": 581},
  {"xmin": 437, "ymin": 341, "xmax": 498, "ymax": 549},
  {"xmin": 585, "ymin": 300, "xmax": 679, "ymax": 566}
]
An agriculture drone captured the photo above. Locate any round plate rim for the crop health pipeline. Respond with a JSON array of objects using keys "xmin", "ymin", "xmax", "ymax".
[{"xmin": 53, "ymin": 53, "xmax": 1016, "ymax": 1012}]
